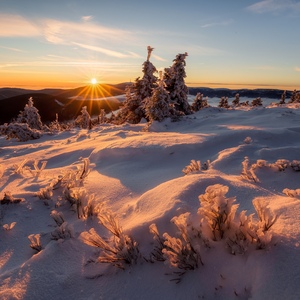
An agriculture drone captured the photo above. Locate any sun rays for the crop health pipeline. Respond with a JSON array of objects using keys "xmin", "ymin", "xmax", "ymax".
[{"xmin": 65, "ymin": 82, "xmax": 124, "ymax": 116}]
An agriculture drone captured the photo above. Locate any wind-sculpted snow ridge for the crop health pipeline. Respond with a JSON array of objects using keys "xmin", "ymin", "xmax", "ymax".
[{"xmin": 1, "ymin": 105, "xmax": 300, "ymax": 299}]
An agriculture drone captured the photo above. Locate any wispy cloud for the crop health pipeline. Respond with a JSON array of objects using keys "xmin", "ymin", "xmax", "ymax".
[
  {"xmin": 201, "ymin": 19, "xmax": 234, "ymax": 28},
  {"xmin": 42, "ymin": 18, "xmax": 133, "ymax": 45},
  {"xmin": 72, "ymin": 42, "xmax": 131, "ymax": 58},
  {"xmin": 247, "ymin": 0, "xmax": 300, "ymax": 14},
  {"xmin": 0, "ymin": 14, "xmax": 41, "ymax": 37},
  {"xmin": 152, "ymin": 54, "xmax": 167, "ymax": 61},
  {"xmin": 295, "ymin": 67, "xmax": 300, "ymax": 72},
  {"xmin": 81, "ymin": 15, "xmax": 93, "ymax": 22},
  {"xmin": 0, "ymin": 13, "xmax": 135, "ymax": 57},
  {"xmin": 0, "ymin": 45, "xmax": 24, "ymax": 52}
]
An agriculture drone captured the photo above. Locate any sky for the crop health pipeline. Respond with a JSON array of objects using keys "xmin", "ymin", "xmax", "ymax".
[{"xmin": 0, "ymin": 0, "xmax": 300, "ymax": 90}]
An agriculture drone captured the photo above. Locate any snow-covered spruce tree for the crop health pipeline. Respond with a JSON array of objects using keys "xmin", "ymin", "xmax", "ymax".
[
  {"xmin": 279, "ymin": 90, "xmax": 286, "ymax": 104},
  {"xmin": 164, "ymin": 52, "xmax": 191, "ymax": 115},
  {"xmin": 191, "ymin": 93, "xmax": 209, "ymax": 112},
  {"xmin": 218, "ymin": 96, "xmax": 229, "ymax": 108},
  {"xmin": 251, "ymin": 97, "xmax": 263, "ymax": 107},
  {"xmin": 144, "ymin": 70, "xmax": 171, "ymax": 122},
  {"xmin": 0, "ymin": 122, "xmax": 42, "ymax": 142},
  {"xmin": 288, "ymin": 89, "xmax": 300, "ymax": 103},
  {"xmin": 17, "ymin": 97, "xmax": 43, "ymax": 130},
  {"xmin": 117, "ymin": 46, "xmax": 158, "ymax": 124},
  {"xmin": 75, "ymin": 106, "xmax": 91, "ymax": 129},
  {"xmin": 232, "ymin": 93, "xmax": 240, "ymax": 106}
]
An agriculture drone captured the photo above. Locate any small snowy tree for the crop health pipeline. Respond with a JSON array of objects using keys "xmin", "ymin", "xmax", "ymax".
[
  {"xmin": 117, "ymin": 46, "xmax": 158, "ymax": 123},
  {"xmin": 0, "ymin": 122, "xmax": 42, "ymax": 141},
  {"xmin": 279, "ymin": 90, "xmax": 286, "ymax": 104},
  {"xmin": 75, "ymin": 106, "xmax": 91, "ymax": 129},
  {"xmin": 191, "ymin": 93, "xmax": 209, "ymax": 111},
  {"xmin": 232, "ymin": 93, "xmax": 240, "ymax": 106},
  {"xmin": 144, "ymin": 71, "xmax": 171, "ymax": 122},
  {"xmin": 218, "ymin": 97, "xmax": 229, "ymax": 108},
  {"xmin": 164, "ymin": 52, "xmax": 191, "ymax": 115},
  {"xmin": 251, "ymin": 97, "xmax": 263, "ymax": 107},
  {"xmin": 17, "ymin": 97, "xmax": 43, "ymax": 130},
  {"xmin": 288, "ymin": 89, "xmax": 300, "ymax": 103}
]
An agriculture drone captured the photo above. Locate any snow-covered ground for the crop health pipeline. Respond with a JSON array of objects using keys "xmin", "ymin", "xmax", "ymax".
[{"xmin": 1, "ymin": 103, "xmax": 300, "ymax": 300}]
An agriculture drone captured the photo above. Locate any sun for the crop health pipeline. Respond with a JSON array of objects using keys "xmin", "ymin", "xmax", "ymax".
[{"xmin": 91, "ymin": 78, "xmax": 97, "ymax": 85}]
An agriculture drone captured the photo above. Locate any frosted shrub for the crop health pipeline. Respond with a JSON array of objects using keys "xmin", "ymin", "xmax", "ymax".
[
  {"xmin": 11, "ymin": 159, "xmax": 29, "ymax": 175},
  {"xmin": 290, "ymin": 160, "xmax": 300, "ymax": 171},
  {"xmin": 35, "ymin": 186, "xmax": 53, "ymax": 200},
  {"xmin": 31, "ymin": 160, "xmax": 47, "ymax": 177},
  {"xmin": 282, "ymin": 188, "xmax": 300, "ymax": 198},
  {"xmin": 51, "ymin": 222, "xmax": 74, "ymax": 240},
  {"xmin": 198, "ymin": 185, "xmax": 278, "ymax": 253},
  {"xmin": 182, "ymin": 160, "xmax": 210, "ymax": 175},
  {"xmin": 80, "ymin": 206, "xmax": 140, "ymax": 269},
  {"xmin": 149, "ymin": 223, "xmax": 166, "ymax": 262},
  {"xmin": 0, "ymin": 122, "xmax": 42, "ymax": 141},
  {"xmin": 244, "ymin": 136, "xmax": 252, "ymax": 144},
  {"xmin": 198, "ymin": 184, "xmax": 239, "ymax": 241},
  {"xmin": 28, "ymin": 234, "xmax": 42, "ymax": 252},
  {"xmin": 253, "ymin": 199, "xmax": 278, "ymax": 232},
  {"xmin": 3, "ymin": 222, "xmax": 16, "ymax": 231},
  {"xmin": 241, "ymin": 156, "xmax": 259, "ymax": 182},
  {"xmin": 55, "ymin": 158, "xmax": 91, "ymax": 191},
  {"xmin": 269, "ymin": 159, "xmax": 290, "ymax": 171},
  {"xmin": 182, "ymin": 160, "xmax": 201, "ymax": 175},
  {"xmin": 162, "ymin": 213, "xmax": 203, "ymax": 271},
  {"xmin": 50, "ymin": 210, "xmax": 65, "ymax": 226},
  {"xmin": 62, "ymin": 186, "xmax": 98, "ymax": 220},
  {"xmin": 0, "ymin": 192, "xmax": 24, "ymax": 204}
]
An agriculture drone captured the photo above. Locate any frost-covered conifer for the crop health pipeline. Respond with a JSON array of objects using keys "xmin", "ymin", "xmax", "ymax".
[
  {"xmin": 144, "ymin": 71, "xmax": 171, "ymax": 122},
  {"xmin": 117, "ymin": 46, "xmax": 158, "ymax": 124},
  {"xmin": 75, "ymin": 106, "xmax": 91, "ymax": 129},
  {"xmin": 251, "ymin": 97, "xmax": 263, "ymax": 107},
  {"xmin": 17, "ymin": 97, "xmax": 43, "ymax": 130},
  {"xmin": 289, "ymin": 89, "xmax": 297, "ymax": 103},
  {"xmin": 232, "ymin": 93, "xmax": 240, "ymax": 106},
  {"xmin": 164, "ymin": 52, "xmax": 191, "ymax": 115},
  {"xmin": 191, "ymin": 93, "xmax": 209, "ymax": 111},
  {"xmin": 279, "ymin": 90, "xmax": 286, "ymax": 104},
  {"xmin": 0, "ymin": 122, "xmax": 42, "ymax": 141},
  {"xmin": 218, "ymin": 96, "xmax": 229, "ymax": 108}
]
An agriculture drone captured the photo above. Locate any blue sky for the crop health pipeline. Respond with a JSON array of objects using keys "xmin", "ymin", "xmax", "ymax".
[{"xmin": 0, "ymin": 0, "xmax": 300, "ymax": 89}]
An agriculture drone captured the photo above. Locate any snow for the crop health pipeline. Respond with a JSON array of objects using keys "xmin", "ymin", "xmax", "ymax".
[{"xmin": 1, "ymin": 104, "xmax": 300, "ymax": 299}]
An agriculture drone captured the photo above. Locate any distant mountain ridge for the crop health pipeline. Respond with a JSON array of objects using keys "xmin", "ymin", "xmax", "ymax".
[{"xmin": 188, "ymin": 87, "xmax": 289, "ymax": 99}]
